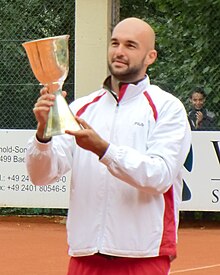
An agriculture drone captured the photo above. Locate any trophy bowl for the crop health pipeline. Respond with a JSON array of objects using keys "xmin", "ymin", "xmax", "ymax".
[{"xmin": 22, "ymin": 35, "xmax": 80, "ymax": 138}]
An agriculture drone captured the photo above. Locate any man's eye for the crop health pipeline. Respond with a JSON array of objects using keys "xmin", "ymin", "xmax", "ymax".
[
  {"xmin": 111, "ymin": 42, "xmax": 118, "ymax": 46},
  {"xmin": 127, "ymin": 44, "xmax": 136, "ymax": 48}
]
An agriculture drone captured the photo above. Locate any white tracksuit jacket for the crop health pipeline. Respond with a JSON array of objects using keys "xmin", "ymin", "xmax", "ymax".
[{"xmin": 26, "ymin": 76, "xmax": 191, "ymax": 259}]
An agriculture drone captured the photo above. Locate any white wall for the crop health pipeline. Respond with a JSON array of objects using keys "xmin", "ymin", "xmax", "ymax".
[{"xmin": 75, "ymin": 0, "xmax": 112, "ymax": 98}]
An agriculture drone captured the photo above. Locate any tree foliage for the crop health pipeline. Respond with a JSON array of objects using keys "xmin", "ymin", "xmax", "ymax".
[
  {"xmin": 0, "ymin": 0, "xmax": 219, "ymax": 128},
  {"xmin": 120, "ymin": 0, "xmax": 220, "ymax": 123}
]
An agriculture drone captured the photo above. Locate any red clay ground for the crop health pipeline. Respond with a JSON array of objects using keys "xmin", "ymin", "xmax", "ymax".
[{"xmin": 0, "ymin": 216, "xmax": 220, "ymax": 275}]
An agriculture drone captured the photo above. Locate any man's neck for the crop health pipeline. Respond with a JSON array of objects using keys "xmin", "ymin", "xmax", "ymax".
[
  {"xmin": 111, "ymin": 75, "xmax": 146, "ymax": 95},
  {"xmin": 111, "ymin": 76, "xmax": 120, "ymax": 94}
]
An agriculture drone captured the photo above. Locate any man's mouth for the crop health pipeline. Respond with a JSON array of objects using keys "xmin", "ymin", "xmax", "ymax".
[{"xmin": 112, "ymin": 59, "xmax": 128, "ymax": 66}]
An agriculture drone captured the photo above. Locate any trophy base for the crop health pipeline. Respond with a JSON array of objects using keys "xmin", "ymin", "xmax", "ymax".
[{"xmin": 43, "ymin": 91, "xmax": 81, "ymax": 138}]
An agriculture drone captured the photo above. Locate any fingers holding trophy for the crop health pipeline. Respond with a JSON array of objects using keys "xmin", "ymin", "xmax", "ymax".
[{"xmin": 22, "ymin": 35, "xmax": 81, "ymax": 138}]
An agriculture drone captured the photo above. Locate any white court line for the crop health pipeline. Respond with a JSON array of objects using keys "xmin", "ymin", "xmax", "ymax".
[{"xmin": 170, "ymin": 263, "xmax": 220, "ymax": 274}]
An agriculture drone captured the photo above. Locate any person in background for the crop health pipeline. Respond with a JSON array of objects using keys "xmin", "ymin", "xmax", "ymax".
[
  {"xmin": 25, "ymin": 17, "xmax": 191, "ymax": 275},
  {"xmin": 188, "ymin": 87, "xmax": 217, "ymax": 130}
]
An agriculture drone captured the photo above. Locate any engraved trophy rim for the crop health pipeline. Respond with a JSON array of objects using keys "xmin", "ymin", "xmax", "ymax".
[{"xmin": 22, "ymin": 34, "xmax": 70, "ymax": 45}]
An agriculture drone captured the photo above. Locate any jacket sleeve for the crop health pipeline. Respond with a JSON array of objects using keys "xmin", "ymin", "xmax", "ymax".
[
  {"xmin": 100, "ymin": 98, "xmax": 191, "ymax": 194},
  {"xmin": 25, "ymin": 135, "xmax": 74, "ymax": 185}
]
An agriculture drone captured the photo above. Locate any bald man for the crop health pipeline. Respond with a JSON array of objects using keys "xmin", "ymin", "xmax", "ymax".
[{"xmin": 26, "ymin": 17, "xmax": 191, "ymax": 275}]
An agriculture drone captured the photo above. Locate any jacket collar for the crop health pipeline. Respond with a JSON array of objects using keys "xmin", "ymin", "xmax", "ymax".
[{"xmin": 103, "ymin": 75, "xmax": 150, "ymax": 102}]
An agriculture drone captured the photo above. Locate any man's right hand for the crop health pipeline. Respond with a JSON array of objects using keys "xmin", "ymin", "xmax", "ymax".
[
  {"xmin": 33, "ymin": 87, "xmax": 55, "ymax": 141},
  {"xmin": 33, "ymin": 87, "xmax": 68, "ymax": 142}
]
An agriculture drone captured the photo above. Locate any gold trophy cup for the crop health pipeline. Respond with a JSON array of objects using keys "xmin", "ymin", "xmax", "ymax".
[{"xmin": 22, "ymin": 35, "xmax": 80, "ymax": 138}]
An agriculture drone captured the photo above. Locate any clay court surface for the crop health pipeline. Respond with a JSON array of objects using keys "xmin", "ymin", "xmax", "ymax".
[{"xmin": 0, "ymin": 216, "xmax": 220, "ymax": 275}]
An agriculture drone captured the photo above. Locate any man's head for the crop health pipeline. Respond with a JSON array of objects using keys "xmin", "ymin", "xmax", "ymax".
[
  {"xmin": 190, "ymin": 87, "xmax": 206, "ymax": 110},
  {"xmin": 108, "ymin": 17, "xmax": 157, "ymax": 83}
]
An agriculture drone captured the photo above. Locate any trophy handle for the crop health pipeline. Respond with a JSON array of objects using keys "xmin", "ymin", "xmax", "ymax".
[{"xmin": 44, "ymin": 89, "xmax": 81, "ymax": 138}]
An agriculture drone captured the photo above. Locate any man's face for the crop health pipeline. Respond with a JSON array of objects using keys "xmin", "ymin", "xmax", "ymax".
[
  {"xmin": 190, "ymin": 92, "xmax": 205, "ymax": 110},
  {"xmin": 107, "ymin": 30, "xmax": 148, "ymax": 82}
]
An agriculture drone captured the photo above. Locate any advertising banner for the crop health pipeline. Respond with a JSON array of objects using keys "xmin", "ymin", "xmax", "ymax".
[
  {"xmin": 181, "ymin": 131, "xmax": 220, "ymax": 211},
  {"xmin": 0, "ymin": 130, "xmax": 219, "ymax": 210},
  {"xmin": 0, "ymin": 130, "xmax": 70, "ymax": 208}
]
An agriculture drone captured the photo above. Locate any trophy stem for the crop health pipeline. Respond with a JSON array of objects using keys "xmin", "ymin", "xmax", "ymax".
[{"xmin": 43, "ymin": 89, "xmax": 81, "ymax": 138}]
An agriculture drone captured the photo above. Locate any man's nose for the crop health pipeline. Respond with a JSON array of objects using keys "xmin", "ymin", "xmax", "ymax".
[{"xmin": 114, "ymin": 44, "xmax": 124, "ymax": 56}]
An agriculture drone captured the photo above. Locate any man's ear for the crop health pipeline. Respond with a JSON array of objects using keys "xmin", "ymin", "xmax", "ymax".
[{"xmin": 145, "ymin": 50, "xmax": 157, "ymax": 66}]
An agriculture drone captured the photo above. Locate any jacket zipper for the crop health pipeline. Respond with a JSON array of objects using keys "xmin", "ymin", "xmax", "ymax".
[{"xmin": 97, "ymin": 99, "xmax": 119, "ymax": 251}]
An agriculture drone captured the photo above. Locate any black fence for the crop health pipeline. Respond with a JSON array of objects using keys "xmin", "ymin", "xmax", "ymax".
[
  {"xmin": 0, "ymin": 0, "xmax": 75, "ymax": 129},
  {"xmin": 1, "ymin": 0, "xmax": 220, "ymax": 130}
]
